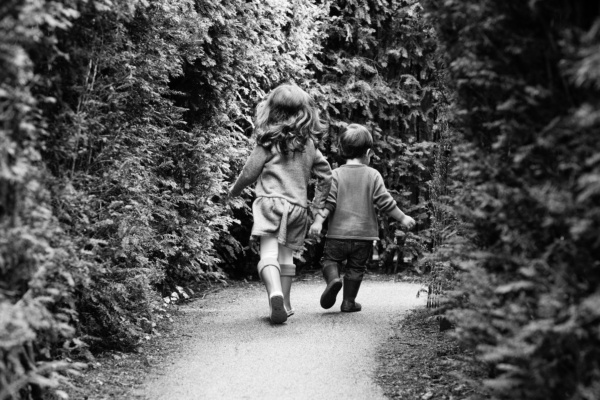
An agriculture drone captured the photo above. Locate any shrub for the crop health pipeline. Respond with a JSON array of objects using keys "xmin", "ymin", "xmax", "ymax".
[
  {"xmin": 1, "ymin": 1, "xmax": 85, "ymax": 396},
  {"xmin": 312, "ymin": 0, "xmax": 450, "ymax": 270},
  {"xmin": 422, "ymin": 1, "xmax": 600, "ymax": 398}
]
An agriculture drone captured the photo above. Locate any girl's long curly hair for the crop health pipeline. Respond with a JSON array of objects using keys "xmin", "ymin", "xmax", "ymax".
[{"xmin": 254, "ymin": 84, "xmax": 326, "ymax": 153}]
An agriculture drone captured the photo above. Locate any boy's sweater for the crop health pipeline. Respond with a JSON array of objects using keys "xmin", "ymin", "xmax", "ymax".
[
  {"xmin": 324, "ymin": 164, "xmax": 396, "ymax": 240},
  {"xmin": 230, "ymin": 139, "xmax": 332, "ymax": 209}
]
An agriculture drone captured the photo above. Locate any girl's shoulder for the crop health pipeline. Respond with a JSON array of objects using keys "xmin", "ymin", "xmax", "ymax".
[
  {"xmin": 252, "ymin": 143, "xmax": 278, "ymax": 161},
  {"xmin": 277, "ymin": 138, "xmax": 316, "ymax": 156}
]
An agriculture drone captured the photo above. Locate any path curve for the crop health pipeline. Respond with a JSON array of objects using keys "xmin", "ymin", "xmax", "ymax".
[{"xmin": 142, "ymin": 277, "xmax": 425, "ymax": 400}]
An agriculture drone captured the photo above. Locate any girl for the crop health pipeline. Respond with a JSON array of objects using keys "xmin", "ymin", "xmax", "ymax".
[{"xmin": 229, "ymin": 83, "xmax": 332, "ymax": 324}]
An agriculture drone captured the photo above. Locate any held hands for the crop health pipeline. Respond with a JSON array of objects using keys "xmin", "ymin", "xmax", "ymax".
[
  {"xmin": 400, "ymin": 215, "xmax": 416, "ymax": 230},
  {"xmin": 308, "ymin": 221, "xmax": 323, "ymax": 239},
  {"xmin": 309, "ymin": 209, "xmax": 328, "ymax": 241}
]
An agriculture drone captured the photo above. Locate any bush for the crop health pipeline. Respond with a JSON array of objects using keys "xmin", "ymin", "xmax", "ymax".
[
  {"xmin": 422, "ymin": 1, "xmax": 600, "ymax": 398},
  {"xmin": 1, "ymin": 2, "xmax": 86, "ymax": 397},
  {"xmin": 312, "ymin": 0, "xmax": 450, "ymax": 271}
]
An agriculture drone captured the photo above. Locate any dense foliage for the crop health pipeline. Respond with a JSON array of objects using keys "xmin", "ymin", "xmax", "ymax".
[
  {"xmin": 312, "ymin": 0, "xmax": 449, "ymax": 269},
  {"xmin": 422, "ymin": 1, "xmax": 600, "ymax": 399}
]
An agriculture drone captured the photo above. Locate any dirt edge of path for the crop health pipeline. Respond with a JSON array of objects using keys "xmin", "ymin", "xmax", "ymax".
[
  {"xmin": 48, "ymin": 283, "xmax": 229, "ymax": 400},
  {"xmin": 375, "ymin": 308, "xmax": 488, "ymax": 400}
]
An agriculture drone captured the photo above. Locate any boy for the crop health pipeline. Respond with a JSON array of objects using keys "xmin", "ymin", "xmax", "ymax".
[{"xmin": 308, "ymin": 124, "xmax": 415, "ymax": 312}]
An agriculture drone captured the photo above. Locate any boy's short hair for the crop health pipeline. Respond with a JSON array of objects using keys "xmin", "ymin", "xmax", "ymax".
[{"xmin": 338, "ymin": 124, "xmax": 373, "ymax": 159}]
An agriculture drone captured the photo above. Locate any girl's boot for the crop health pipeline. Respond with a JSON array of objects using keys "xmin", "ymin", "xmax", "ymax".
[
  {"xmin": 340, "ymin": 277, "xmax": 362, "ymax": 312},
  {"xmin": 258, "ymin": 260, "xmax": 287, "ymax": 324},
  {"xmin": 280, "ymin": 264, "xmax": 295, "ymax": 317},
  {"xmin": 320, "ymin": 264, "xmax": 342, "ymax": 309}
]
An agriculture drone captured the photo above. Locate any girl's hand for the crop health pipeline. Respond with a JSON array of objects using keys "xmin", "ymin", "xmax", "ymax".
[
  {"xmin": 308, "ymin": 221, "xmax": 323, "ymax": 239},
  {"xmin": 401, "ymin": 215, "xmax": 416, "ymax": 230}
]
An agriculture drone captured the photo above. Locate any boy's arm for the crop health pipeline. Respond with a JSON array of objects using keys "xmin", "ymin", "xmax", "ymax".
[
  {"xmin": 372, "ymin": 171, "xmax": 397, "ymax": 213},
  {"xmin": 229, "ymin": 145, "xmax": 271, "ymax": 197},
  {"xmin": 373, "ymin": 171, "xmax": 416, "ymax": 229},
  {"xmin": 388, "ymin": 207, "xmax": 416, "ymax": 229},
  {"xmin": 323, "ymin": 170, "xmax": 338, "ymax": 215},
  {"xmin": 310, "ymin": 149, "xmax": 332, "ymax": 209}
]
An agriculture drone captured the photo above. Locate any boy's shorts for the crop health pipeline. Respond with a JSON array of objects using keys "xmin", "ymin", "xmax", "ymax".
[{"xmin": 321, "ymin": 238, "xmax": 372, "ymax": 281}]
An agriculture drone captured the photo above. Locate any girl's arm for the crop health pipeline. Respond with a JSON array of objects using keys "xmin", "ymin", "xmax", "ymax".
[
  {"xmin": 308, "ymin": 208, "xmax": 330, "ymax": 237},
  {"xmin": 229, "ymin": 145, "xmax": 271, "ymax": 197},
  {"xmin": 309, "ymin": 173, "xmax": 337, "ymax": 238},
  {"xmin": 311, "ymin": 149, "xmax": 333, "ymax": 209}
]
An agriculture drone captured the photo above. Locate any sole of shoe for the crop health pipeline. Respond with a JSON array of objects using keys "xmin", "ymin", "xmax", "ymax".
[
  {"xmin": 320, "ymin": 279, "xmax": 342, "ymax": 309},
  {"xmin": 270, "ymin": 294, "xmax": 287, "ymax": 324}
]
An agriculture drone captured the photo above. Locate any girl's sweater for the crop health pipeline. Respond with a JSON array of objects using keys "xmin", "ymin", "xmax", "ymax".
[{"xmin": 230, "ymin": 139, "xmax": 332, "ymax": 209}]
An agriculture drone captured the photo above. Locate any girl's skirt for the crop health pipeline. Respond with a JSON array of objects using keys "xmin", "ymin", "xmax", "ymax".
[{"xmin": 251, "ymin": 197, "xmax": 308, "ymax": 251}]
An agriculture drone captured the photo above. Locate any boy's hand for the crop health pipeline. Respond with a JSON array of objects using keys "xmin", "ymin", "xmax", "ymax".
[
  {"xmin": 400, "ymin": 215, "xmax": 416, "ymax": 230},
  {"xmin": 308, "ymin": 221, "xmax": 323, "ymax": 239},
  {"xmin": 211, "ymin": 189, "xmax": 233, "ymax": 205}
]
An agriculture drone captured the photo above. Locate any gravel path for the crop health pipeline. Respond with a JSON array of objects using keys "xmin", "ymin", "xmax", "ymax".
[{"xmin": 142, "ymin": 277, "xmax": 425, "ymax": 400}]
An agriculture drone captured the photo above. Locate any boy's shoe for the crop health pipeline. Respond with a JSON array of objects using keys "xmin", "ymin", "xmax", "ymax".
[
  {"xmin": 320, "ymin": 279, "xmax": 343, "ymax": 309},
  {"xmin": 269, "ymin": 292, "xmax": 287, "ymax": 324},
  {"xmin": 320, "ymin": 265, "xmax": 342, "ymax": 309},
  {"xmin": 286, "ymin": 307, "xmax": 295, "ymax": 317},
  {"xmin": 341, "ymin": 299, "xmax": 362, "ymax": 312},
  {"xmin": 340, "ymin": 278, "xmax": 362, "ymax": 312}
]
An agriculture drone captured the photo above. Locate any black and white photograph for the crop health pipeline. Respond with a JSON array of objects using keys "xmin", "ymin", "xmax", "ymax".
[{"xmin": 1, "ymin": 0, "xmax": 599, "ymax": 399}]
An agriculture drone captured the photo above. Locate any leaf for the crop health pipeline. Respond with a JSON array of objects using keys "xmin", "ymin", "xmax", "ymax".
[{"xmin": 495, "ymin": 281, "xmax": 535, "ymax": 294}]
